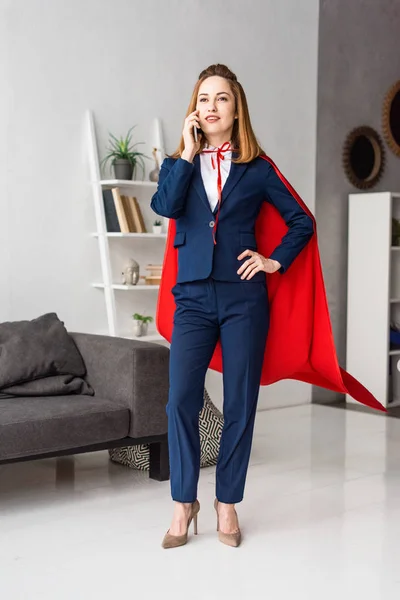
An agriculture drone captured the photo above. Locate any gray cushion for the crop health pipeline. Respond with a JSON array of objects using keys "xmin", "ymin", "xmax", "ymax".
[
  {"xmin": 0, "ymin": 395, "xmax": 130, "ymax": 460},
  {"xmin": 0, "ymin": 312, "xmax": 93, "ymax": 396},
  {"xmin": 0, "ymin": 374, "xmax": 93, "ymax": 398}
]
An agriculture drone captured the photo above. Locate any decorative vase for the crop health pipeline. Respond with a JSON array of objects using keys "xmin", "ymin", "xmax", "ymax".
[
  {"xmin": 113, "ymin": 159, "xmax": 133, "ymax": 180},
  {"xmin": 152, "ymin": 225, "xmax": 162, "ymax": 234},
  {"xmin": 141, "ymin": 322, "xmax": 149, "ymax": 336},
  {"xmin": 149, "ymin": 147, "xmax": 160, "ymax": 182}
]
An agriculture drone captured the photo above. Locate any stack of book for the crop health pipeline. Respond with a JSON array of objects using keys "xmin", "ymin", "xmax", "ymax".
[
  {"xmin": 144, "ymin": 264, "xmax": 163, "ymax": 285},
  {"xmin": 102, "ymin": 187, "xmax": 147, "ymax": 233}
]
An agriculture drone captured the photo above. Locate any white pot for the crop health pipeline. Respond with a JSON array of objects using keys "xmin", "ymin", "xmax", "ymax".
[
  {"xmin": 133, "ymin": 320, "xmax": 150, "ymax": 337},
  {"xmin": 152, "ymin": 225, "xmax": 162, "ymax": 234},
  {"xmin": 133, "ymin": 320, "xmax": 143, "ymax": 337}
]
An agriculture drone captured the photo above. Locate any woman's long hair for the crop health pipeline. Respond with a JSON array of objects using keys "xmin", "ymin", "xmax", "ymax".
[{"xmin": 168, "ymin": 64, "xmax": 265, "ymax": 164}]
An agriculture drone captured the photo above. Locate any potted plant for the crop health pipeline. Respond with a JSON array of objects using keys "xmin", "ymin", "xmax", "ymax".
[
  {"xmin": 152, "ymin": 219, "xmax": 163, "ymax": 234},
  {"xmin": 132, "ymin": 313, "xmax": 154, "ymax": 337},
  {"xmin": 100, "ymin": 126, "xmax": 149, "ymax": 180}
]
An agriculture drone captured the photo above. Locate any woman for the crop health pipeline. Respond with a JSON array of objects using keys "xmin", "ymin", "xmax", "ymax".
[{"xmin": 150, "ymin": 63, "xmax": 316, "ymax": 549}]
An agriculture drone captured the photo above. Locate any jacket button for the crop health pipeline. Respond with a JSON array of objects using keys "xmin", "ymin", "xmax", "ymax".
[{"xmin": 209, "ymin": 220, "xmax": 215, "ymax": 227}]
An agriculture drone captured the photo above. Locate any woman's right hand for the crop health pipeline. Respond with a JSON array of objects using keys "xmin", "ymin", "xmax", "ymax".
[{"xmin": 182, "ymin": 110, "xmax": 202, "ymax": 162}]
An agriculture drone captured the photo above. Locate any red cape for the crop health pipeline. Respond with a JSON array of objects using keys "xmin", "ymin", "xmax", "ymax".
[{"xmin": 155, "ymin": 154, "xmax": 386, "ymax": 413}]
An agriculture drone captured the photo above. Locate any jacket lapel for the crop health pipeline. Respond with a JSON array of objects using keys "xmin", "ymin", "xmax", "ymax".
[
  {"xmin": 192, "ymin": 150, "xmax": 249, "ymax": 212},
  {"xmin": 192, "ymin": 154, "xmax": 211, "ymax": 212},
  {"xmin": 220, "ymin": 150, "xmax": 249, "ymax": 202}
]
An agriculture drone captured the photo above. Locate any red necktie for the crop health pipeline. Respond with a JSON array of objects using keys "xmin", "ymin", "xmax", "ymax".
[{"xmin": 201, "ymin": 141, "xmax": 235, "ymax": 245}]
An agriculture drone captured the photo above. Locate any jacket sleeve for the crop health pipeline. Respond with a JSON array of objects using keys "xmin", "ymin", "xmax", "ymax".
[
  {"xmin": 264, "ymin": 163, "xmax": 314, "ymax": 273},
  {"xmin": 150, "ymin": 157, "xmax": 194, "ymax": 219}
]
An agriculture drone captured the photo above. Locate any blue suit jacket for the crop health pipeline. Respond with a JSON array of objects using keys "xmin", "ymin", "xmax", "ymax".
[{"xmin": 150, "ymin": 151, "xmax": 314, "ymax": 283}]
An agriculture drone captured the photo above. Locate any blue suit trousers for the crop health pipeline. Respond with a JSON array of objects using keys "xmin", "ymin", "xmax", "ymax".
[{"xmin": 167, "ymin": 276, "xmax": 269, "ymax": 504}]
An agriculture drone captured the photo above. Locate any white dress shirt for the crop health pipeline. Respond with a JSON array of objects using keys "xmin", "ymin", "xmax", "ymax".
[{"xmin": 200, "ymin": 142, "xmax": 232, "ymax": 212}]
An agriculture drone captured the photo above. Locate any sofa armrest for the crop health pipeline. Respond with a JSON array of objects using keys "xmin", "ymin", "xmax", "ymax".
[{"xmin": 69, "ymin": 332, "xmax": 169, "ymax": 438}]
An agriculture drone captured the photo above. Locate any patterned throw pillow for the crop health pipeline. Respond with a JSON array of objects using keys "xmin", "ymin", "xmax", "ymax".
[{"xmin": 108, "ymin": 389, "xmax": 223, "ymax": 470}]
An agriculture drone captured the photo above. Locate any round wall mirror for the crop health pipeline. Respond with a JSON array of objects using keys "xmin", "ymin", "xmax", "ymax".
[
  {"xmin": 342, "ymin": 126, "xmax": 385, "ymax": 189},
  {"xmin": 383, "ymin": 80, "xmax": 400, "ymax": 157}
]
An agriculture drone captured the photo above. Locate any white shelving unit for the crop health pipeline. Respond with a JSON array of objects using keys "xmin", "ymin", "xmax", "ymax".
[
  {"xmin": 346, "ymin": 191, "xmax": 400, "ymax": 409},
  {"xmin": 87, "ymin": 109, "xmax": 168, "ymax": 344}
]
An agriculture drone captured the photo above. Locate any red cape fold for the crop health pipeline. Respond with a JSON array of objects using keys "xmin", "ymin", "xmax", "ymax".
[{"xmin": 155, "ymin": 154, "xmax": 386, "ymax": 413}]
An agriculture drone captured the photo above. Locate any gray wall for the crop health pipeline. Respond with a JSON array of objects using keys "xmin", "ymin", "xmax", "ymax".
[{"xmin": 314, "ymin": 0, "xmax": 400, "ymax": 403}]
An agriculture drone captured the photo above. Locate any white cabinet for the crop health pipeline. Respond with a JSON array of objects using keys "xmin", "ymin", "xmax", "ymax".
[{"xmin": 346, "ymin": 191, "xmax": 400, "ymax": 408}]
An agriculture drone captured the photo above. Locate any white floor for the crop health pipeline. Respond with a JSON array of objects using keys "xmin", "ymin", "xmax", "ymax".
[{"xmin": 1, "ymin": 404, "xmax": 400, "ymax": 600}]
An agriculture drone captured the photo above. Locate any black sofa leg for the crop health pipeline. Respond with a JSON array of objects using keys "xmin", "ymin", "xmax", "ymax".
[{"xmin": 149, "ymin": 438, "xmax": 170, "ymax": 481}]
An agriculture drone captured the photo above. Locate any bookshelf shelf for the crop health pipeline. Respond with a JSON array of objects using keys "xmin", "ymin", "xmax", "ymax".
[
  {"xmin": 388, "ymin": 397, "xmax": 400, "ymax": 407},
  {"xmin": 95, "ymin": 331, "xmax": 164, "ymax": 342},
  {"xmin": 122, "ymin": 332, "xmax": 163, "ymax": 342},
  {"xmin": 92, "ymin": 283, "xmax": 160, "ymax": 290},
  {"xmin": 91, "ymin": 232, "xmax": 167, "ymax": 238},
  {"xmin": 87, "ymin": 109, "xmax": 167, "ymax": 343},
  {"xmin": 99, "ymin": 179, "xmax": 157, "ymax": 189}
]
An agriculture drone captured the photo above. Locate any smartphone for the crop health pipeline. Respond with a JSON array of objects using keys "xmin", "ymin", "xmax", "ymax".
[{"xmin": 194, "ymin": 125, "xmax": 202, "ymax": 142}]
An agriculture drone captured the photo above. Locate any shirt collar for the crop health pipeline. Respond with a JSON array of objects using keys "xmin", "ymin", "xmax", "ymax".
[{"xmin": 204, "ymin": 140, "xmax": 232, "ymax": 151}]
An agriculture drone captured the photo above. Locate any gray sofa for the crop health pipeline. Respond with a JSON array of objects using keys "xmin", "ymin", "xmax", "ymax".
[{"xmin": 0, "ymin": 332, "xmax": 170, "ymax": 481}]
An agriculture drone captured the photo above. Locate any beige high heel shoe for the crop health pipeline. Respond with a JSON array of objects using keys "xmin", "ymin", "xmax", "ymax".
[
  {"xmin": 214, "ymin": 498, "xmax": 242, "ymax": 547},
  {"xmin": 161, "ymin": 500, "xmax": 200, "ymax": 549}
]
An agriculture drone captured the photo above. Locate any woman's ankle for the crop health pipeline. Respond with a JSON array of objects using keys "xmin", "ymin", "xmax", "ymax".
[{"xmin": 218, "ymin": 501, "xmax": 235, "ymax": 508}]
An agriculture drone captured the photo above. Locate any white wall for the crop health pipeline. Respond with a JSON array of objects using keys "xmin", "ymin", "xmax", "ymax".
[{"xmin": 0, "ymin": 0, "xmax": 319, "ymax": 410}]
